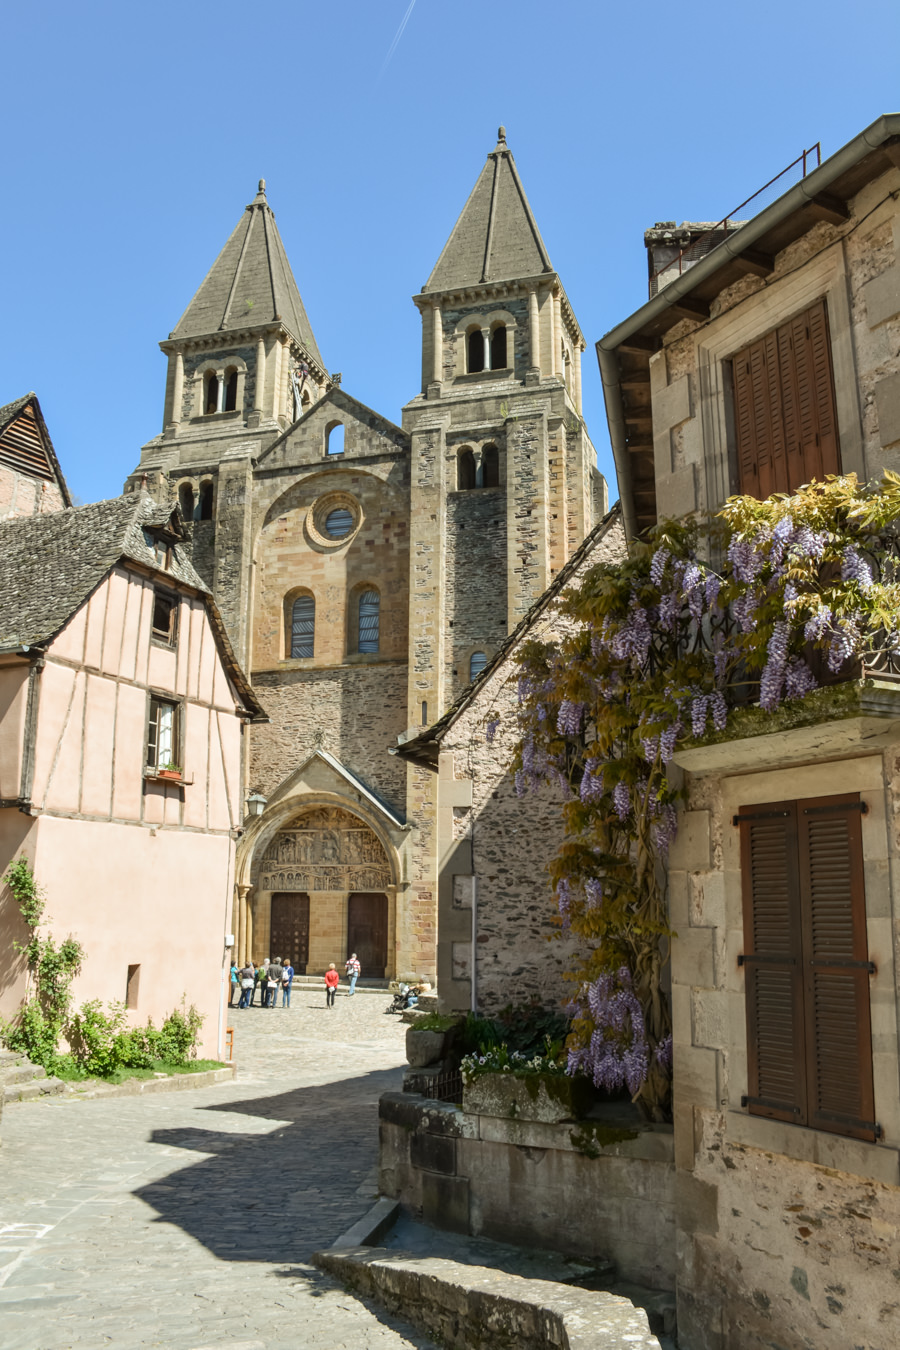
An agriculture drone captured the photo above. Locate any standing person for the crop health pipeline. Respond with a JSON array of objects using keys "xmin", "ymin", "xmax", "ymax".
[
  {"xmin": 228, "ymin": 961, "xmax": 238, "ymax": 1007},
  {"xmin": 266, "ymin": 957, "xmax": 283, "ymax": 1008},
  {"xmin": 238, "ymin": 962, "xmax": 255, "ymax": 1009},
  {"xmin": 345, "ymin": 952, "xmax": 361, "ymax": 996},
  {"xmin": 281, "ymin": 959, "xmax": 294, "ymax": 1008},
  {"xmin": 325, "ymin": 963, "xmax": 339, "ymax": 1008},
  {"xmin": 251, "ymin": 961, "xmax": 264, "ymax": 1007}
]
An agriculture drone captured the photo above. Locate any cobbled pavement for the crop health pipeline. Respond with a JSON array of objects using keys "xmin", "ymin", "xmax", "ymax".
[{"xmin": 0, "ymin": 987, "xmax": 440, "ymax": 1349}]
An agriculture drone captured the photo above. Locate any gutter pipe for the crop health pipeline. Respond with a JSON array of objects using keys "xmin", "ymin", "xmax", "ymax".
[{"xmin": 596, "ymin": 113, "xmax": 900, "ymax": 540}]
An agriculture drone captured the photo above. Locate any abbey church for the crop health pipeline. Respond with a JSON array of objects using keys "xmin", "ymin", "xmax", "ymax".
[{"xmin": 125, "ymin": 128, "xmax": 607, "ymax": 985}]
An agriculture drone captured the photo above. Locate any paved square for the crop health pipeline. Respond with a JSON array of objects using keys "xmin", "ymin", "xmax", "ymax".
[{"xmin": 0, "ymin": 988, "xmax": 438, "ymax": 1349}]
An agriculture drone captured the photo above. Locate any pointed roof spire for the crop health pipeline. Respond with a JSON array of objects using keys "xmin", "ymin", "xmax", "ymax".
[
  {"xmin": 423, "ymin": 128, "xmax": 553, "ymax": 293},
  {"xmin": 171, "ymin": 183, "xmax": 323, "ymax": 366}
]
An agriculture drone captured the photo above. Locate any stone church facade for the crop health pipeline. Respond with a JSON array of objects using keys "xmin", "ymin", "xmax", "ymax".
[{"xmin": 127, "ymin": 129, "xmax": 607, "ymax": 983}]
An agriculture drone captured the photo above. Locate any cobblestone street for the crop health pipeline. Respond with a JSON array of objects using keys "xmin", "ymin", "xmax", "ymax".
[{"xmin": 0, "ymin": 988, "xmax": 439, "ymax": 1350}]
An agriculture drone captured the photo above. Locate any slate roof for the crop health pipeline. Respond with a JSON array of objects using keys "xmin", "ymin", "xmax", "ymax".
[
  {"xmin": 0, "ymin": 492, "xmax": 265, "ymax": 719},
  {"xmin": 0, "ymin": 392, "xmax": 72, "ymax": 506},
  {"xmin": 423, "ymin": 128, "xmax": 554, "ymax": 294},
  {"xmin": 171, "ymin": 182, "xmax": 323, "ymax": 366},
  {"xmin": 394, "ymin": 504, "xmax": 623, "ymax": 770}
]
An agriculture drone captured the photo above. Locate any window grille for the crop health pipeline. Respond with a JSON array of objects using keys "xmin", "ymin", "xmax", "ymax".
[
  {"xmin": 325, "ymin": 508, "xmax": 354, "ymax": 539},
  {"xmin": 358, "ymin": 591, "xmax": 380, "ymax": 653},
  {"xmin": 291, "ymin": 594, "xmax": 315, "ymax": 658},
  {"xmin": 469, "ymin": 651, "xmax": 487, "ymax": 680}
]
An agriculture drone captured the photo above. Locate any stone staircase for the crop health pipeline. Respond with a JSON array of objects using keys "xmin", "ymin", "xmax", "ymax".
[{"xmin": 0, "ymin": 1049, "xmax": 66, "ymax": 1104}]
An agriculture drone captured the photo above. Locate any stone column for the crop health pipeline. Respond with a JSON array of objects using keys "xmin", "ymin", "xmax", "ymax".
[
  {"xmin": 473, "ymin": 447, "xmax": 484, "ymax": 488},
  {"xmin": 574, "ymin": 342, "xmax": 584, "ymax": 414},
  {"xmin": 216, "ymin": 372, "xmax": 225, "ymax": 413},
  {"xmin": 432, "ymin": 302, "xmax": 443, "ymax": 384},
  {"xmin": 245, "ymin": 891, "xmax": 255, "ymax": 964},
  {"xmin": 552, "ymin": 290, "xmax": 561, "ymax": 377},
  {"xmin": 482, "ymin": 327, "xmax": 492, "ymax": 371},
  {"xmin": 171, "ymin": 351, "xmax": 184, "ymax": 426},
  {"xmin": 237, "ymin": 884, "xmax": 251, "ymax": 964},
  {"xmin": 254, "ymin": 338, "xmax": 265, "ymax": 412},
  {"xmin": 528, "ymin": 285, "xmax": 540, "ymax": 377}
]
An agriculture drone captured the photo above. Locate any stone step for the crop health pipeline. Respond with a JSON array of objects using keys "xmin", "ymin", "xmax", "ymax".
[
  {"xmin": 4, "ymin": 1075, "xmax": 65, "ymax": 1103},
  {"xmin": 0, "ymin": 1063, "xmax": 48, "ymax": 1087}
]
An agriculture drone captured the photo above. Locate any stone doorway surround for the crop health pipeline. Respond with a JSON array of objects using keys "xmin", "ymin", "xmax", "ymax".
[{"xmin": 234, "ymin": 751, "xmax": 411, "ymax": 978}]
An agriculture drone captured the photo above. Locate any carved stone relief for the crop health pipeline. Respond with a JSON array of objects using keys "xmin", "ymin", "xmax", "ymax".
[{"xmin": 257, "ymin": 808, "xmax": 391, "ymax": 892}]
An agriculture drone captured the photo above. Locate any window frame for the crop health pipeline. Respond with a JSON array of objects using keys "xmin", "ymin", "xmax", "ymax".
[
  {"xmin": 146, "ymin": 693, "xmax": 182, "ymax": 772},
  {"xmin": 150, "ymin": 588, "xmax": 178, "ymax": 646},
  {"xmin": 357, "ymin": 588, "xmax": 380, "ymax": 655},
  {"xmin": 288, "ymin": 592, "xmax": 315, "ymax": 659}
]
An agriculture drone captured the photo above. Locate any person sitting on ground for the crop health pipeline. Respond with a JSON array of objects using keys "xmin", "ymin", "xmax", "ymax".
[
  {"xmin": 345, "ymin": 952, "xmax": 361, "ymax": 996},
  {"xmin": 266, "ymin": 957, "xmax": 283, "ymax": 1007},
  {"xmin": 238, "ymin": 962, "xmax": 255, "ymax": 1009},
  {"xmin": 281, "ymin": 959, "xmax": 294, "ymax": 1008},
  {"xmin": 325, "ymin": 963, "xmax": 339, "ymax": 1008}
]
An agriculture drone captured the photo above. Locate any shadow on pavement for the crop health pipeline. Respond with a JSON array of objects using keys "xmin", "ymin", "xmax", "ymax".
[{"xmin": 135, "ymin": 1066, "xmax": 401, "ymax": 1267}]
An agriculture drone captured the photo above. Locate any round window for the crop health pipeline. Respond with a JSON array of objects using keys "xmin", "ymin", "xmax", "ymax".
[{"xmin": 325, "ymin": 508, "xmax": 354, "ymax": 539}]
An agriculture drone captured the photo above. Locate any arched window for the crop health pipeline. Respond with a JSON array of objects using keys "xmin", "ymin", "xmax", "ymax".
[
  {"xmin": 301, "ymin": 391, "xmax": 311, "ymax": 409},
  {"xmin": 178, "ymin": 483, "xmax": 195, "ymax": 521},
  {"xmin": 326, "ymin": 423, "xmax": 345, "ymax": 455},
  {"xmin": 290, "ymin": 594, "xmax": 315, "ymax": 658},
  {"xmin": 457, "ymin": 449, "xmax": 476, "ymax": 491},
  {"xmin": 490, "ymin": 326, "xmax": 507, "ymax": 370},
  {"xmin": 358, "ymin": 590, "xmax": 380, "ymax": 653},
  {"xmin": 224, "ymin": 368, "xmax": 238, "ymax": 412},
  {"xmin": 482, "ymin": 445, "xmax": 500, "ymax": 488},
  {"xmin": 204, "ymin": 372, "xmax": 219, "ymax": 415},
  {"xmin": 469, "ymin": 651, "xmax": 488, "ymax": 681},
  {"xmin": 199, "ymin": 482, "xmax": 214, "ymax": 521},
  {"xmin": 467, "ymin": 329, "xmax": 485, "ymax": 373}
]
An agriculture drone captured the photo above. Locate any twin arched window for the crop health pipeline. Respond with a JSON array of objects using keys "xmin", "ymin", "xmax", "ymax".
[
  {"xmin": 457, "ymin": 445, "xmax": 500, "ymax": 491},
  {"xmin": 466, "ymin": 323, "xmax": 509, "ymax": 374},
  {"xmin": 203, "ymin": 368, "xmax": 240, "ymax": 414},
  {"xmin": 290, "ymin": 594, "xmax": 315, "ymax": 658},
  {"xmin": 467, "ymin": 329, "xmax": 485, "ymax": 373}
]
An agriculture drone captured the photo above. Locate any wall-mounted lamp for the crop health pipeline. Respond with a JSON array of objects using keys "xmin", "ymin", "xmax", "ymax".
[{"xmin": 245, "ymin": 791, "xmax": 267, "ymax": 818}]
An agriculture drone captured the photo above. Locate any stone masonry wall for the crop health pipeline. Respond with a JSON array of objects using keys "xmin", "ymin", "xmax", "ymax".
[
  {"xmin": 0, "ymin": 467, "xmax": 66, "ymax": 519},
  {"xmin": 445, "ymin": 488, "xmax": 507, "ymax": 697}
]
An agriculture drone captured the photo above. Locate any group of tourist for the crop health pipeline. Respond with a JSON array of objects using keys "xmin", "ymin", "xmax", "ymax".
[{"xmin": 228, "ymin": 953, "xmax": 362, "ymax": 1008}]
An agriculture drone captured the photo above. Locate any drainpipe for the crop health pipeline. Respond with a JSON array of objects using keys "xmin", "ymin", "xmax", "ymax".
[{"xmin": 470, "ymin": 875, "xmax": 478, "ymax": 1014}]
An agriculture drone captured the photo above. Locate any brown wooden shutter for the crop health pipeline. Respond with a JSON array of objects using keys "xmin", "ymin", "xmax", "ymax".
[
  {"xmin": 739, "ymin": 802, "xmax": 807, "ymax": 1124},
  {"xmin": 732, "ymin": 301, "xmax": 841, "ymax": 499},
  {"xmin": 797, "ymin": 794, "xmax": 876, "ymax": 1142}
]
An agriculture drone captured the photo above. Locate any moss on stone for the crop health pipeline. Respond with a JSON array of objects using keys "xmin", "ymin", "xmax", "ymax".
[{"xmin": 569, "ymin": 1120, "xmax": 639, "ymax": 1158}]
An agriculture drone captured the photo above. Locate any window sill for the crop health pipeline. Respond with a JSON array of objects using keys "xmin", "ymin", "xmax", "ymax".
[
  {"xmin": 144, "ymin": 768, "xmax": 194, "ymax": 785},
  {"xmin": 189, "ymin": 411, "xmax": 243, "ymax": 426},
  {"xmin": 726, "ymin": 1108, "xmax": 899, "ymax": 1185},
  {"xmin": 150, "ymin": 636, "xmax": 177, "ymax": 651},
  {"xmin": 455, "ymin": 368, "xmax": 513, "ymax": 384}
]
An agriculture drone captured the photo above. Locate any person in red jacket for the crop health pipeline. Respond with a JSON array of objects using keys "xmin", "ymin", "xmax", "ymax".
[{"xmin": 324, "ymin": 963, "xmax": 339, "ymax": 1008}]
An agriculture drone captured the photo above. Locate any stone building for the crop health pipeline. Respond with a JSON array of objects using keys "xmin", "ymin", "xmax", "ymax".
[
  {"xmin": 596, "ymin": 112, "xmax": 900, "ymax": 1350},
  {"xmin": 126, "ymin": 129, "xmax": 607, "ymax": 984},
  {"xmin": 0, "ymin": 393, "xmax": 71, "ymax": 519},
  {"xmin": 0, "ymin": 493, "xmax": 264, "ymax": 1058}
]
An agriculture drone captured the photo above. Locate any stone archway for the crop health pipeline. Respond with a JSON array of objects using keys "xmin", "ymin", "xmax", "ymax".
[{"xmin": 251, "ymin": 806, "xmax": 395, "ymax": 976}]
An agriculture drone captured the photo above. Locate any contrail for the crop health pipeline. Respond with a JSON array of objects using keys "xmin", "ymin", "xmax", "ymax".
[{"xmin": 377, "ymin": 0, "xmax": 418, "ymax": 82}]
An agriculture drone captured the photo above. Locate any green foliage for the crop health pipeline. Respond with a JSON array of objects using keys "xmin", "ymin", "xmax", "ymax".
[
  {"xmin": 458, "ymin": 1004, "xmax": 569, "ymax": 1060},
  {"xmin": 68, "ymin": 1000, "xmax": 204, "ymax": 1078},
  {"xmin": 409, "ymin": 1012, "xmax": 460, "ymax": 1033}
]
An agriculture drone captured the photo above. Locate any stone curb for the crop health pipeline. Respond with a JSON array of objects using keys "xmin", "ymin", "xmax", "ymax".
[
  {"xmin": 330, "ymin": 1197, "xmax": 400, "ymax": 1250},
  {"xmin": 313, "ymin": 1245, "xmax": 662, "ymax": 1350},
  {"xmin": 6, "ymin": 1064, "xmax": 237, "ymax": 1104}
]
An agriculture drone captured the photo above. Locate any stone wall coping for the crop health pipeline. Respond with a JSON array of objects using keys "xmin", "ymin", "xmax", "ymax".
[{"xmin": 673, "ymin": 708, "xmax": 900, "ymax": 777}]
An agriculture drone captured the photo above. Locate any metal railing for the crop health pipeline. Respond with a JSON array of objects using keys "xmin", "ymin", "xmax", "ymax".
[{"xmin": 648, "ymin": 143, "xmax": 822, "ymax": 296}]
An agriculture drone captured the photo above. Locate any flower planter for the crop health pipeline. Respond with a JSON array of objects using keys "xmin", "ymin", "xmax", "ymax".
[
  {"xmin": 156, "ymin": 770, "xmax": 182, "ymax": 782},
  {"xmin": 406, "ymin": 1026, "xmax": 449, "ymax": 1068},
  {"xmin": 462, "ymin": 1071, "xmax": 592, "ymax": 1124}
]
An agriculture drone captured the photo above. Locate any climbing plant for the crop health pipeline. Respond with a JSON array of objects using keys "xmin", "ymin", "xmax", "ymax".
[
  {"xmin": 1, "ymin": 857, "xmax": 85, "ymax": 1073},
  {"xmin": 500, "ymin": 473, "xmax": 900, "ymax": 1120}
]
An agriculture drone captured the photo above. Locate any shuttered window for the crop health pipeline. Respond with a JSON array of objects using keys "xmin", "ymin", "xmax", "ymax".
[
  {"xmin": 290, "ymin": 594, "xmax": 315, "ymax": 658},
  {"xmin": 738, "ymin": 794, "xmax": 876, "ymax": 1142},
  {"xmin": 731, "ymin": 299, "xmax": 840, "ymax": 499},
  {"xmin": 358, "ymin": 590, "xmax": 380, "ymax": 653}
]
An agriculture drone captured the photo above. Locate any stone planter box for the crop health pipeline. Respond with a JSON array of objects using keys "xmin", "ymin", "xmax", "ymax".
[{"xmin": 462, "ymin": 1071, "xmax": 592, "ymax": 1124}]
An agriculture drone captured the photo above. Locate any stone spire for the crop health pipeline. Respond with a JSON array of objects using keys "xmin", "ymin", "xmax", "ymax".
[
  {"xmin": 171, "ymin": 182, "xmax": 323, "ymax": 365},
  {"xmin": 423, "ymin": 128, "xmax": 553, "ymax": 293}
]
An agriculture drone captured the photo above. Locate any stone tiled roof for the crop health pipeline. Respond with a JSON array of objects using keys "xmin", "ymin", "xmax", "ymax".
[
  {"xmin": 171, "ymin": 182, "xmax": 323, "ymax": 366},
  {"xmin": 423, "ymin": 129, "xmax": 553, "ymax": 294},
  {"xmin": 0, "ymin": 492, "xmax": 265, "ymax": 718},
  {"xmin": 394, "ymin": 503, "xmax": 623, "ymax": 768}
]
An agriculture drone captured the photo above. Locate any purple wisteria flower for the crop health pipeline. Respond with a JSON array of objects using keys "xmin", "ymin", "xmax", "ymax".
[
  {"xmin": 567, "ymin": 968, "xmax": 650, "ymax": 1095},
  {"xmin": 784, "ymin": 657, "xmax": 818, "ymax": 699},
  {"xmin": 579, "ymin": 761, "xmax": 604, "ymax": 802},
  {"xmin": 657, "ymin": 590, "xmax": 682, "ymax": 633},
  {"xmin": 710, "ymin": 690, "xmax": 728, "ymax": 731},
  {"xmin": 759, "ymin": 620, "xmax": 791, "ymax": 711},
  {"xmin": 557, "ymin": 700, "xmax": 585, "ymax": 735},
  {"xmin": 556, "ymin": 878, "xmax": 572, "ymax": 921},
  {"xmin": 660, "ymin": 721, "xmax": 681, "ymax": 763},
  {"xmin": 585, "ymin": 878, "xmax": 604, "ymax": 908},
  {"xmin": 609, "ymin": 604, "xmax": 652, "ymax": 664},
  {"xmin": 649, "ymin": 548, "xmax": 670, "ymax": 587},
  {"xmin": 732, "ymin": 588, "xmax": 760, "ymax": 633},
  {"xmin": 653, "ymin": 803, "xmax": 678, "ymax": 854},
  {"xmin": 654, "ymin": 1034, "xmax": 673, "ymax": 1071},
  {"xmin": 691, "ymin": 695, "xmax": 709, "ymax": 738},
  {"xmin": 827, "ymin": 619, "xmax": 860, "ymax": 673},
  {"xmin": 641, "ymin": 735, "xmax": 659, "ymax": 764},
  {"xmin": 728, "ymin": 536, "xmax": 765, "ymax": 583},
  {"xmin": 612, "ymin": 782, "xmax": 631, "ymax": 821},
  {"xmin": 485, "ymin": 717, "xmax": 500, "ymax": 744},
  {"xmin": 705, "ymin": 574, "xmax": 722, "ymax": 608},
  {"xmin": 804, "ymin": 605, "xmax": 833, "ymax": 641},
  {"xmin": 789, "ymin": 525, "xmax": 827, "ymax": 560},
  {"xmin": 841, "ymin": 545, "xmax": 874, "ymax": 591}
]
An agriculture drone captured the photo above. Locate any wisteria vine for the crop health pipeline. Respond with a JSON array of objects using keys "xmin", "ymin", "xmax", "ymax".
[{"xmin": 498, "ymin": 473, "xmax": 900, "ymax": 1121}]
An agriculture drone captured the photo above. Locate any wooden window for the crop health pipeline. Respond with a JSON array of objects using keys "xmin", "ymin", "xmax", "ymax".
[
  {"xmin": 467, "ymin": 329, "xmax": 485, "ymax": 373},
  {"xmin": 290, "ymin": 594, "xmax": 315, "ymax": 658},
  {"xmin": 358, "ymin": 590, "xmax": 380, "ymax": 653},
  {"xmin": 738, "ymin": 793, "xmax": 876, "ymax": 1141},
  {"xmin": 490, "ymin": 326, "xmax": 507, "ymax": 370},
  {"xmin": 469, "ymin": 651, "xmax": 487, "ymax": 680},
  {"xmin": 731, "ymin": 299, "xmax": 841, "ymax": 499},
  {"xmin": 457, "ymin": 449, "xmax": 476, "ymax": 491},
  {"xmin": 147, "ymin": 696, "xmax": 180, "ymax": 769},
  {"xmin": 151, "ymin": 590, "xmax": 177, "ymax": 644}
]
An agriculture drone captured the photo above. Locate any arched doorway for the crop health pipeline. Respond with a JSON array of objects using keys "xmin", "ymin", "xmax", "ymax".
[
  {"xmin": 270, "ymin": 893, "xmax": 310, "ymax": 972},
  {"xmin": 347, "ymin": 893, "xmax": 388, "ymax": 978}
]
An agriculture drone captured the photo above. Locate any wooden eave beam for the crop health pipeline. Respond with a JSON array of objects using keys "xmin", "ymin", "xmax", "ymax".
[
  {"xmin": 621, "ymin": 369, "xmax": 651, "ymax": 386},
  {"xmin": 619, "ymin": 335, "xmax": 659, "ymax": 354},
  {"xmin": 806, "ymin": 193, "xmax": 849, "ymax": 226},
  {"xmin": 668, "ymin": 296, "xmax": 710, "ymax": 321},
  {"xmin": 731, "ymin": 248, "xmax": 775, "ymax": 278}
]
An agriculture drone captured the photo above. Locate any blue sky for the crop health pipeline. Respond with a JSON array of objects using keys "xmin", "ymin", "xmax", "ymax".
[{"xmin": 2, "ymin": 1, "xmax": 898, "ymax": 505}]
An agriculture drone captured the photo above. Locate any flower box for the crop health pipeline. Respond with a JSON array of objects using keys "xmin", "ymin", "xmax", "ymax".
[{"xmin": 462, "ymin": 1071, "xmax": 592, "ymax": 1124}]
